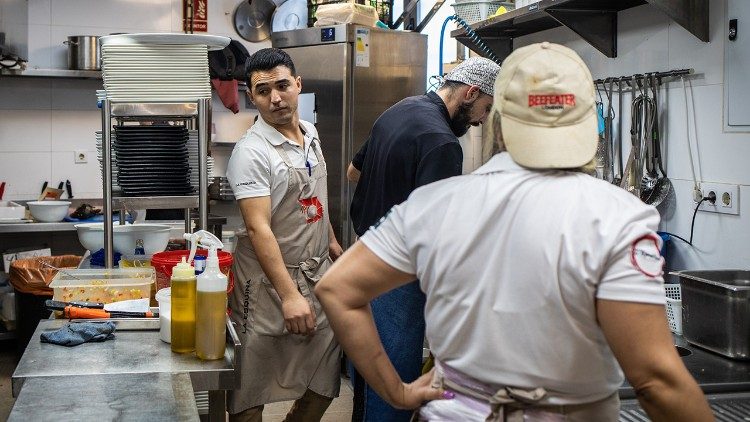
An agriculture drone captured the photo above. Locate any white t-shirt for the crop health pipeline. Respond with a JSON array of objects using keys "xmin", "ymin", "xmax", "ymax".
[
  {"xmin": 361, "ymin": 152, "xmax": 666, "ymax": 405},
  {"xmin": 226, "ymin": 116, "xmax": 321, "ymax": 213}
]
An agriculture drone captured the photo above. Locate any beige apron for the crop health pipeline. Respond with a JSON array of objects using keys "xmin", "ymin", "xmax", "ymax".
[
  {"xmin": 228, "ymin": 139, "xmax": 341, "ymax": 413},
  {"xmin": 422, "ymin": 362, "xmax": 620, "ymax": 422}
]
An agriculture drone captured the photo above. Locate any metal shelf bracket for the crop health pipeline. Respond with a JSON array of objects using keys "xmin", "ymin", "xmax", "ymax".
[{"xmin": 546, "ymin": 8, "xmax": 618, "ymax": 57}]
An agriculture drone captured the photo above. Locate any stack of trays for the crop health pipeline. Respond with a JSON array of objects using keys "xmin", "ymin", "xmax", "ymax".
[
  {"xmin": 113, "ymin": 126, "xmax": 194, "ymax": 196},
  {"xmin": 99, "ymin": 33, "xmax": 229, "ymax": 102}
]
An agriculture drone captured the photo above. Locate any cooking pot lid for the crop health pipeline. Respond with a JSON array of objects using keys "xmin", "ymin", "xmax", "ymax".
[
  {"xmin": 234, "ymin": 0, "xmax": 276, "ymax": 42},
  {"xmin": 272, "ymin": 0, "xmax": 307, "ymax": 32}
]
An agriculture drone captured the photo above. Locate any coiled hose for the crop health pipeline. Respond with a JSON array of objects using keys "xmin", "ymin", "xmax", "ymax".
[{"xmin": 439, "ymin": 14, "xmax": 502, "ymax": 77}]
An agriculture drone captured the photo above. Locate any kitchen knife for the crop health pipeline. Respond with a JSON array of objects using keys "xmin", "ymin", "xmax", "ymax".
[
  {"xmin": 57, "ymin": 181, "xmax": 64, "ymax": 190},
  {"xmin": 65, "ymin": 180, "xmax": 73, "ymax": 199},
  {"xmin": 41, "ymin": 181, "xmax": 48, "ymax": 194},
  {"xmin": 0, "ymin": 182, "xmax": 5, "ymax": 200}
]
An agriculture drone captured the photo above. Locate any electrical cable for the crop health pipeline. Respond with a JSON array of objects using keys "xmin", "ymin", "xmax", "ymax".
[{"xmin": 659, "ymin": 192, "xmax": 715, "ymax": 247}]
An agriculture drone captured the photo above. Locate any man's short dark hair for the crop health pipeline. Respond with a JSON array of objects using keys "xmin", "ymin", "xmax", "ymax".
[{"xmin": 245, "ymin": 48, "xmax": 296, "ymax": 83}]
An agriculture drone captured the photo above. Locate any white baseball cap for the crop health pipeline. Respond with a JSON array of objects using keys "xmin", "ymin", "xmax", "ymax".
[{"xmin": 494, "ymin": 42, "xmax": 598, "ymax": 169}]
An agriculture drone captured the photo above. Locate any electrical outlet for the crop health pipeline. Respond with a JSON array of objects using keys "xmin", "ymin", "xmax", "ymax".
[
  {"xmin": 693, "ymin": 182, "xmax": 740, "ymax": 215},
  {"xmin": 74, "ymin": 150, "xmax": 87, "ymax": 164}
]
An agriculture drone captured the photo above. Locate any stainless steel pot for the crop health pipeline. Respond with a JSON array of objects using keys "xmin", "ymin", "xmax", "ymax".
[{"xmin": 63, "ymin": 35, "xmax": 101, "ymax": 70}]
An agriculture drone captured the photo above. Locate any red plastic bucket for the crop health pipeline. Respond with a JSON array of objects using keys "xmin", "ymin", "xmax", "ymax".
[{"xmin": 151, "ymin": 250, "xmax": 234, "ymax": 293}]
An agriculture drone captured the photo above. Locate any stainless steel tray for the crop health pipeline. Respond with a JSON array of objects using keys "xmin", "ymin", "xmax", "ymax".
[{"xmin": 673, "ymin": 270, "xmax": 750, "ymax": 360}]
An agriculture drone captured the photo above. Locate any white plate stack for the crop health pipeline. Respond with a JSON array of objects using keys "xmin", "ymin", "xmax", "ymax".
[{"xmin": 99, "ymin": 33, "xmax": 230, "ymax": 102}]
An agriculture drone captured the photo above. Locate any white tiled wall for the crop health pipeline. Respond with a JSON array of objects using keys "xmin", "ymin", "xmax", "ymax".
[
  {"xmin": 0, "ymin": 0, "xmax": 264, "ymax": 200},
  {"xmin": 515, "ymin": 0, "xmax": 750, "ymax": 270}
]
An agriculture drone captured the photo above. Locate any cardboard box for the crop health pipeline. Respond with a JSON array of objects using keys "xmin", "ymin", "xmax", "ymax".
[{"xmin": 2, "ymin": 248, "xmax": 52, "ymax": 273}]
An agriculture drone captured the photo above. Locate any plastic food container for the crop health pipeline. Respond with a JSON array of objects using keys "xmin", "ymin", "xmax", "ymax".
[
  {"xmin": 49, "ymin": 268, "xmax": 154, "ymax": 304},
  {"xmin": 0, "ymin": 201, "xmax": 25, "ymax": 220},
  {"xmin": 155, "ymin": 287, "xmax": 171, "ymax": 343},
  {"xmin": 27, "ymin": 201, "xmax": 71, "ymax": 222}
]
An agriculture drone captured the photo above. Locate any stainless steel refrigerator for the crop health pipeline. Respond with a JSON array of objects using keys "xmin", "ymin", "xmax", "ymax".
[{"xmin": 272, "ymin": 24, "xmax": 427, "ymax": 247}]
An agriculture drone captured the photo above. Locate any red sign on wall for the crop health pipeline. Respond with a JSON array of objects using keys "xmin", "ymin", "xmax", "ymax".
[{"xmin": 183, "ymin": 0, "xmax": 208, "ymax": 32}]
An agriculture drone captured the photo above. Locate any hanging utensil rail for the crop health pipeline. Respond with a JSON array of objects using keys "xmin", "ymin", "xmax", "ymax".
[{"xmin": 594, "ymin": 68, "xmax": 693, "ymax": 85}]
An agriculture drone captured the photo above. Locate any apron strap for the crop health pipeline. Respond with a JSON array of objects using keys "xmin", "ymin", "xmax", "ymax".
[{"xmin": 432, "ymin": 364, "xmax": 547, "ymax": 422}]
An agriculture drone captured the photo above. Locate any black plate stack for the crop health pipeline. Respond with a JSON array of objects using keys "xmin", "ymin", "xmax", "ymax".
[{"xmin": 113, "ymin": 125, "xmax": 194, "ymax": 196}]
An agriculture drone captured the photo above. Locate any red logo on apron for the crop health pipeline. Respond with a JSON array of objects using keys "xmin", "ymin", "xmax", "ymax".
[{"xmin": 299, "ymin": 197, "xmax": 323, "ymax": 223}]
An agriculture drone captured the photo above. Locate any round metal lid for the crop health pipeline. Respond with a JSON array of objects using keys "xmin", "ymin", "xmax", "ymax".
[
  {"xmin": 234, "ymin": 0, "xmax": 276, "ymax": 43},
  {"xmin": 271, "ymin": 0, "xmax": 308, "ymax": 33}
]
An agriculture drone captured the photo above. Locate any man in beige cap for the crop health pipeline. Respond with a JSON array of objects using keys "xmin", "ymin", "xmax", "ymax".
[
  {"xmin": 317, "ymin": 43, "xmax": 712, "ymax": 421},
  {"xmin": 344, "ymin": 56, "xmax": 500, "ymax": 422}
]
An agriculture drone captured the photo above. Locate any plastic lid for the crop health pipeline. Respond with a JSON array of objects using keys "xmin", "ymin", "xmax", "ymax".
[
  {"xmin": 172, "ymin": 257, "xmax": 195, "ymax": 279},
  {"xmin": 222, "ymin": 230, "xmax": 235, "ymax": 237}
]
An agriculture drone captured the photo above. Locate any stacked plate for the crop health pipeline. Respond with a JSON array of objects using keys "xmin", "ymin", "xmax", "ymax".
[
  {"xmin": 96, "ymin": 126, "xmax": 214, "ymax": 196},
  {"xmin": 99, "ymin": 33, "xmax": 230, "ymax": 102},
  {"xmin": 113, "ymin": 126, "xmax": 194, "ymax": 196},
  {"xmin": 96, "ymin": 131, "xmax": 121, "ymax": 192}
]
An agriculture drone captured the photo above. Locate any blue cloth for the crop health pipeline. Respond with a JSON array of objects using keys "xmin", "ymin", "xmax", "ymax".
[
  {"xmin": 40, "ymin": 321, "xmax": 116, "ymax": 346},
  {"xmin": 89, "ymin": 249, "xmax": 122, "ymax": 267},
  {"xmin": 63, "ymin": 214, "xmax": 134, "ymax": 223},
  {"xmin": 351, "ymin": 280, "xmax": 426, "ymax": 422}
]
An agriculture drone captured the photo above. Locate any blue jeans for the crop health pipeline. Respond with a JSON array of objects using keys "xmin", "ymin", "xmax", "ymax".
[{"xmin": 350, "ymin": 281, "xmax": 426, "ymax": 422}]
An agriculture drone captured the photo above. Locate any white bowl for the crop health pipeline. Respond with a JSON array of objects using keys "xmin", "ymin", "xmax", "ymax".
[
  {"xmin": 74, "ymin": 222, "xmax": 126, "ymax": 252},
  {"xmin": 27, "ymin": 201, "xmax": 71, "ymax": 222},
  {"xmin": 74, "ymin": 223, "xmax": 171, "ymax": 255}
]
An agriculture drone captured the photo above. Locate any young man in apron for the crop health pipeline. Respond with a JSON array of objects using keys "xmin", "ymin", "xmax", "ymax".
[
  {"xmin": 226, "ymin": 48, "xmax": 343, "ymax": 422},
  {"xmin": 315, "ymin": 43, "xmax": 713, "ymax": 421}
]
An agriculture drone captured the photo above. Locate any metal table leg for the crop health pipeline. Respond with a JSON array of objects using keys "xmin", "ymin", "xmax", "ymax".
[{"xmin": 208, "ymin": 390, "xmax": 226, "ymax": 422}]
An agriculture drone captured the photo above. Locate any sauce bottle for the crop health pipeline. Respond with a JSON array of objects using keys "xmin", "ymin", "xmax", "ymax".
[
  {"xmin": 170, "ymin": 257, "xmax": 196, "ymax": 353},
  {"xmin": 195, "ymin": 234, "xmax": 227, "ymax": 360}
]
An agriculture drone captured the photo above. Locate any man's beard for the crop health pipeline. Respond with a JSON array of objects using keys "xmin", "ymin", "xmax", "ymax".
[{"xmin": 449, "ymin": 100, "xmax": 474, "ymax": 137}]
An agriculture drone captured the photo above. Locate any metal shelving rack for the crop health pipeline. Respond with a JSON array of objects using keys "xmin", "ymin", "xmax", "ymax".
[
  {"xmin": 100, "ymin": 99, "xmax": 210, "ymax": 268},
  {"xmin": 451, "ymin": 0, "xmax": 709, "ymax": 61}
]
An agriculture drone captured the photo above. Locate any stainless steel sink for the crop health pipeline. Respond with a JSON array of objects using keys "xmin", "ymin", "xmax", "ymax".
[
  {"xmin": 672, "ymin": 270, "xmax": 750, "ymax": 360},
  {"xmin": 676, "ymin": 345, "xmax": 692, "ymax": 357}
]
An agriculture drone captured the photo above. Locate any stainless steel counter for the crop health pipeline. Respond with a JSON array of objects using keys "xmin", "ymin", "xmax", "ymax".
[
  {"xmin": 618, "ymin": 335, "xmax": 750, "ymax": 400},
  {"xmin": 12, "ymin": 318, "xmax": 240, "ymax": 421},
  {"xmin": 8, "ymin": 372, "xmax": 199, "ymax": 421},
  {"xmin": 0, "ymin": 216, "xmax": 228, "ymax": 234},
  {"xmin": 617, "ymin": 335, "xmax": 750, "ymax": 420}
]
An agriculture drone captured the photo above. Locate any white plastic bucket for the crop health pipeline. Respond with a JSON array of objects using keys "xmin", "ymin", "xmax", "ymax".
[{"xmin": 155, "ymin": 287, "xmax": 172, "ymax": 343}]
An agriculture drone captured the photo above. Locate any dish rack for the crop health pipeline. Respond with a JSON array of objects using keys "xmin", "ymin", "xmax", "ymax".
[
  {"xmin": 665, "ymin": 283, "xmax": 682, "ymax": 334},
  {"xmin": 452, "ymin": 0, "xmax": 513, "ymax": 25}
]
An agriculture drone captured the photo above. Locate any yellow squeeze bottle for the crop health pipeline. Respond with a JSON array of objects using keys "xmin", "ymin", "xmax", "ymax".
[{"xmin": 171, "ymin": 257, "xmax": 196, "ymax": 353}]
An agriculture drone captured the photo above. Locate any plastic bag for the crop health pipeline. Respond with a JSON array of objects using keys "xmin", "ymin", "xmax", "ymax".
[
  {"xmin": 314, "ymin": 3, "xmax": 379, "ymax": 27},
  {"xmin": 9, "ymin": 255, "xmax": 82, "ymax": 296}
]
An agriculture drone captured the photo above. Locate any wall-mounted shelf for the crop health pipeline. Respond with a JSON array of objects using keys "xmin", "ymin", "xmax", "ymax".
[
  {"xmin": 451, "ymin": 0, "xmax": 708, "ymax": 61},
  {"xmin": 0, "ymin": 68, "xmax": 102, "ymax": 79}
]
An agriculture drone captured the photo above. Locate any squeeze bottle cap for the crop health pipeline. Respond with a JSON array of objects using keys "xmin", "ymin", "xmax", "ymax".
[{"xmin": 172, "ymin": 256, "xmax": 195, "ymax": 279}]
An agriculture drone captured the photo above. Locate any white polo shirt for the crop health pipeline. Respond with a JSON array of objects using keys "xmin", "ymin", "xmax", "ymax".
[
  {"xmin": 226, "ymin": 116, "xmax": 321, "ymax": 214},
  {"xmin": 361, "ymin": 152, "xmax": 665, "ymax": 405}
]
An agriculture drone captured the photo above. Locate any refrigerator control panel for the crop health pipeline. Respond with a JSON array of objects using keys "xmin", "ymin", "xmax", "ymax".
[{"xmin": 321, "ymin": 28, "xmax": 335, "ymax": 42}]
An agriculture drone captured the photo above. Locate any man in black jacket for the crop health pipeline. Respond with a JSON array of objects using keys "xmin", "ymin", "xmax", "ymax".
[{"xmin": 345, "ymin": 56, "xmax": 500, "ymax": 422}]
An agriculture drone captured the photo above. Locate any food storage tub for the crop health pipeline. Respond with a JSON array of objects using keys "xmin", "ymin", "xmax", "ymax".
[
  {"xmin": 0, "ymin": 201, "xmax": 25, "ymax": 220},
  {"xmin": 49, "ymin": 268, "xmax": 154, "ymax": 304},
  {"xmin": 674, "ymin": 270, "xmax": 750, "ymax": 360}
]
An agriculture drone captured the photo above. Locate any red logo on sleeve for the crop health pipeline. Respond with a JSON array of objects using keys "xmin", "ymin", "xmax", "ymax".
[
  {"xmin": 299, "ymin": 197, "xmax": 323, "ymax": 223},
  {"xmin": 630, "ymin": 234, "xmax": 664, "ymax": 278}
]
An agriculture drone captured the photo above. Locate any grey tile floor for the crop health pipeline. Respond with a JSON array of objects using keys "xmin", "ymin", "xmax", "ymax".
[{"xmin": 0, "ymin": 340, "xmax": 352, "ymax": 421}]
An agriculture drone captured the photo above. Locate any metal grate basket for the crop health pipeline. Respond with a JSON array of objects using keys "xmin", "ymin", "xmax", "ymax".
[
  {"xmin": 452, "ymin": 0, "xmax": 513, "ymax": 25},
  {"xmin": 664, "ymin": 283, "xmax": 682, "ymax": 334}
]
